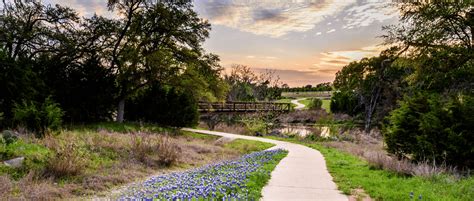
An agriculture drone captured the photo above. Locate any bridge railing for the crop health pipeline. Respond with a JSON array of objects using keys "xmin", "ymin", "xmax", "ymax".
[{"xmin": 198, "ymin": 101, "xmax": 291, "ymax": 113}]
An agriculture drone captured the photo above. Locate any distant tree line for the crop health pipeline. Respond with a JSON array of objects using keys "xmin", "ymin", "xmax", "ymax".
[
  {"xmin": 330, "ymin": 2, "xmax": 473, "ymax": 168},
  {"xmin": 0, "ymin": 0, "xmax": 228, "ymax": 133},
  {"xmin": 281, "ymin": 82, "xmax": 332, "ymax": 92}
]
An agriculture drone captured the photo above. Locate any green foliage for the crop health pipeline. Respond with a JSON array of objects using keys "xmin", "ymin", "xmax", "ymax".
[
  {"xmin": 307, "ymin": 98, "xmax": 323, "ymax": 110},
  {"xmin": 330, "ymin": 91, "xmax": 360, "ymax": 116},
  {"xmin": 39, "ymin": 54, "xmax": 118, "ymax": 122},
  {"xmin": 384, "ymin": 93, "xmax": 474, "ymax": 168},
  {"xmin": 13, "ymin": 98, "xmax": 63, "ymax": 137},
  {"xmin": 1, "ymin": 130, "xmax": 18, "ymax": 145},
  {"xmin": 126, "ymin": 86, "xmax": 199, "ymax": 128},
  {"xmin": 0, "ymin": 0, "xmax": 227, "ymax": 124},
  {"xmin": 240, "ymin": 116, "xmax": 267, "ymax": 135},
  {"xmin": 0, "ymin": 138, "xmax": 51, "ymax": 179}
]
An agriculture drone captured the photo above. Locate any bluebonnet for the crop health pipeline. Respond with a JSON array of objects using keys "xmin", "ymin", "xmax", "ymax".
[{"xmin": 118, "ymin": 149, "xmax": 286, "ymax": 200}]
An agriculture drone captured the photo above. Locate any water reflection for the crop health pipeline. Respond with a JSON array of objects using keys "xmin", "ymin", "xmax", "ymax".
[{"xmin": 276, "ymin": 124, "xmax": 330, "ymax": 138}]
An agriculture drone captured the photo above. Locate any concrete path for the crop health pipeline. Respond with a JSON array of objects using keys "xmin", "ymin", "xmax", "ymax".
[
  {"xmin": 183, "ymin": 128, "xmax": 347, "ymax": 201},
  {"xmin": 291, "ymin": 98, "xmax": 306, "ymax": 110}
]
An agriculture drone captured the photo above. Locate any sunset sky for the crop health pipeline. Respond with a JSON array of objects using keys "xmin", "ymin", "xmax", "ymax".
[{"xmin": 44, "ymin": 0, "xmax": 400, "ymax": 86}]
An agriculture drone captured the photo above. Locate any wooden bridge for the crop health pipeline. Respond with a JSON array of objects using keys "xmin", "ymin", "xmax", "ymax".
[{"xmin": 198, "ymin": 101, "xmax": 292, "ymax": 113}]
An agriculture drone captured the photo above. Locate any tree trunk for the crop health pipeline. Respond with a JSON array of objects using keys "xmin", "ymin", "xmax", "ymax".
[{"xmin": 117, "ymin": 99, "xmax": 125, "ymax": 123}]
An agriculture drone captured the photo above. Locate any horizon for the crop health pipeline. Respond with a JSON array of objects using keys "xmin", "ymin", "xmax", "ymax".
[{"xmin": 43, "ymin": 0, "xmax": 399, "ymax": 87}]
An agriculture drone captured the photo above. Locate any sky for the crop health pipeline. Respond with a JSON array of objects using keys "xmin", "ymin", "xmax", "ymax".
[{"xmin": 44, "ymin": 0, "xmax": 400, "ymax": 87}]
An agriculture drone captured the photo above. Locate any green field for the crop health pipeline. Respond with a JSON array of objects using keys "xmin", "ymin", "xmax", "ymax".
[
  {"xmin": 297, "ymin": 98, "xmax": 331, "ymax": 112},
  {"xmin": 275, "ymin": 98, "xmax": 298, "ymax": 108}
]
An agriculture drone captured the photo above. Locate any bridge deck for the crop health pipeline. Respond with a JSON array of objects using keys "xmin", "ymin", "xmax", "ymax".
[{"xmin": 198, "ymin": 101, "xmax": 291, "ymax": 113}]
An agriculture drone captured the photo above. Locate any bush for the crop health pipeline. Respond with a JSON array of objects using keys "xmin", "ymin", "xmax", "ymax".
[
  {"xmin": 12, "ymin": 98, "xmax": 63, "ymax": 138},
  {"xmin": 307, "ymin": 98, "xmax": 322, "ymax": 110},
  {"xmin": 240, "ymin": 116, "xmax": 266, "ymax": 135},
  {"xmin": 45, "ymin": 140, "xmax": 85, "ymax": 178},
  {"xmin": 130, "ymin": 133, "xmax": 180, "ymax": 166},
  {"xmin": 384, "ymin": 93, "xmax": 474, "ymax": 168},
  {"xmin": 126, "ymin": 86, "xmax": 198, "ymax": 128},
  {"xmin": 156, "ymin": 136, "xmax": 180, "ymax": 166},
  {"xmin": 330, "ymin": 91, "xmax": 361, "ymax": 116}
]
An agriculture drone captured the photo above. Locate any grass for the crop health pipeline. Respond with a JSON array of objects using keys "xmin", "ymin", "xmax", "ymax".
[
  {"xmin": 275, "ymin": 98, "xmax": 297, "ymax": 108},
  {"xmin": 298, "ymin": 98, "xmax": 331, "ymax": 112},
  {"xmin": 298, "ymin": 98, "xmax": 311, "ymax": 108},
  {"xmin": 69, "ymin": 122, "xmax": 171, "ymax": 134},
  {"xmin": 0, "ymin": 122, "xmax": 277, "ymax": 200},
  {"xmin": 223, "ymin": 139, "xmax": 274, "ymax": 154},
  {"xmin": 322, "ymin": 99, "xmax": 330, "ymax": 112},
  {"xmin": 265, "ymin": 136, "xmax": 474, "ymax": 201},
  {"xmin": 246, "ymin": 150, "xmax": 288, "ymax": 199}
]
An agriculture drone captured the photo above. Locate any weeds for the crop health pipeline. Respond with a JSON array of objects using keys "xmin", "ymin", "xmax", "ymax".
[
  {"xmin": 45, "ymin": 140, "xmax": 86, "ymax": 178},
  {"xmin": 130, "ymin": 132, "xmax": 181, "ymax": 166},
  {"xmin": 156, "ymin": 136, "xmax": 180, "ymax": 166}
]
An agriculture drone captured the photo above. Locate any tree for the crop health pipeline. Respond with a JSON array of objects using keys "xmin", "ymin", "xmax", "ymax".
[
  {"xmin": 381, "ymin": 2, "xmax": 474, "ymax": 168},
  {"xmin": 126, "ymin": 85, "xmax": 199, "ymax": 127},
  {"xmin": 384, "ymin": 92, "xmax": 474, "ymax": 168},
  {"xmin": 106, "ymin": 0, "xmax": 211, "ymax": 122},
  {"xmin": 333, "ymin": 48, "xmax": 409, "ymax": 132},
  {"xmin": 383, "ymin": 2, "xmax": 473, "ymax": 94},
  {"xmin": 0, "ymin": 0, "xmax": 80, "ymax": 126},
  {"xmin": 225, "ymin": 64, "xmax": 282, "ymax": 101}
]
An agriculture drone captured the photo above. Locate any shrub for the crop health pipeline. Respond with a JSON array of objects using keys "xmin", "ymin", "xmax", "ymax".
[
  {"xmin": 307, "ymin": 98, "xmax": 323, "ymax": 110},
  {"xmin": 126, "ymin": 86, "xmax": 198, "ymax": 128},
  {"xmin": 0, "ymin": 136, "xmax": 5, "ymax": 159},
  {"xmin": 45, "ymin": 141, "xmax": 85, "ymax": 178},
  {"xmin": 12, "ymin": 98, "xmax": 63, "ymax": 138},
  {"xmin": 130, "ymin": 132, "xmax": 154, "ymax": 163},
  {"xmin": 130, "ymin": 133, "xmax": 180, "ymax": 166},
  {"xmin": 240, "ymin": 116, "xmax": 266, "ymax": 135},
  {"xmin": 384, "ymin": 93, "xmax": 474, "ymax": 168},
  {"xmin": 156, "ymin": 136, "xmax": 180, "ymax": 166},
  {"xmin": 330, "ymin": 91, "xmax": 361, "ymax": 116}
]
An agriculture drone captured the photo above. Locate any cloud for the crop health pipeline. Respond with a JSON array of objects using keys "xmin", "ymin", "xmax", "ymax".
[
  {"xmin": 342, "ymin": 1, "xmax": 398, "ymax": 29},
  {"xmin": 196, "ymin": 0, "xmax": 356, "ymax": 37},
  {"xmin": 245, "ymin": 55, "xmax": 278, "ymax": 61},
  {"xmin": 326, "ymin": 29, "xmax": 336, "ymax": 33},
  {"xmin": 44, "ymin": 0, "xmax": 114, "ymax": 18},
  {"xmin": 312, "ymin": 45, "xmax": 383, "ymax": 74},
  {"xmin": 315, "ymin": 32, "xmax": 322, "ymax": 35}
]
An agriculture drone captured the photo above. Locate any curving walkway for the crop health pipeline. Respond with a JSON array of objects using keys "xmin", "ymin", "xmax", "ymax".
[
  {"xmin": 183, "ymin": 128, "xmax": 347, "ymax": 201},
  {"xmin": 291, "ymin": 98, "xmax": 306, "ymax": 110}
]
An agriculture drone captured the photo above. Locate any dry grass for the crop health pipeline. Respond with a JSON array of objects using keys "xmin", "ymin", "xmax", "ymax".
[
  {"xmin": 155, "ymin": 135, "xmax": 180, "ymax": 166},
  {"xmin": 0, "ymin": 175, "xmax": 12, "ymax": 198},
  {"xmin": 1, "ymin": 126, "xmax": 255, "ymax": 199},
  {"xmin": 199, "ymin": 121, "xmax": 248, "ymax": 135},
  {"xmin": 323, "ymin": 129, "xmax": 456, "ymax": 177},
  {"xmin": 0, "ymin": 172, "xmax": 72, "ymax": 200},
  {"xmin": 277, "ymin": 110, "xmax": 329, "ymax": 123},
  {"xmin": 44, "ymin": 140, "xmax": 86, "ymax": 178}
]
